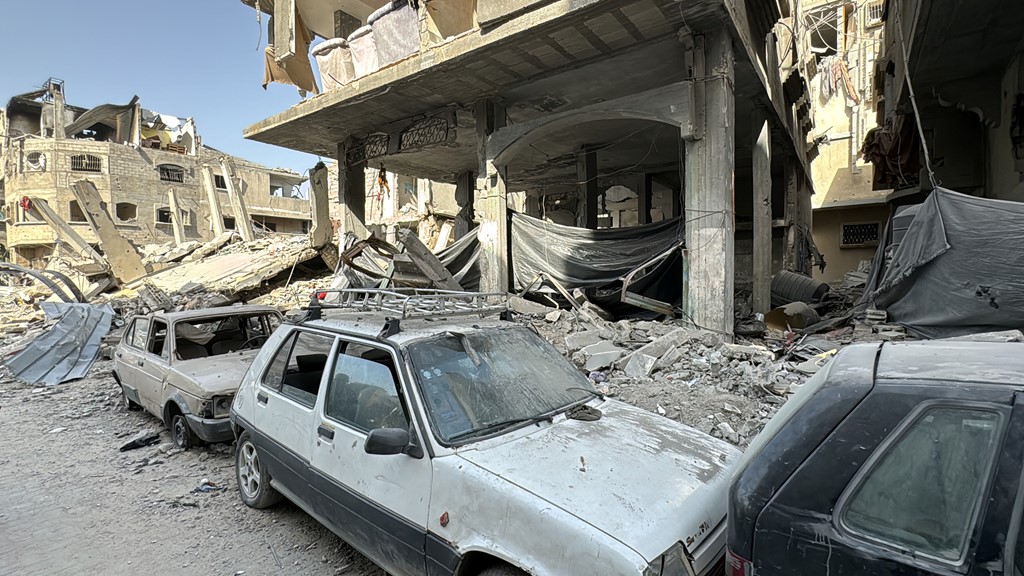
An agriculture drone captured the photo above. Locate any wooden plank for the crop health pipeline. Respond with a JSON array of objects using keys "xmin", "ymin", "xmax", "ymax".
[
  {"xmin": 752, "ymin": 108, "xmax": 772, "ymax": 315},
  {"xmin": 69, "ymin": 180, "xmax": 148, "ymax": 284},
  {"xmin": 397, "ymin": 229, "xmax": 462, "ymax": 290}
]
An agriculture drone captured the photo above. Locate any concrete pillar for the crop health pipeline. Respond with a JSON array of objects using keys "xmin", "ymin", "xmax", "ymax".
[
  {"xmin": 308, "ymin": 162, "xmax": 332, "ymax": 248},
  {"xmin": 638, "ymin": 173, "xmax": 653, "ymax": 225},
  {"xmin": 576, "ymin": 145, "xmax": 599, "ymax": 228},
  {"xmin": 683, "ymin": 28, "xmax": 735, "ymax": 337},
  {"xmin": 337, "ymin": 140, "xmax": 368, "ymax": 237},
  {"xmin": 454, "ymin": 170, "xmax": 474, "ymax": 239},
  {"xmin": 219, "ymin": 157, "xmax": 255, "ymax": 242},
  {"xmin": 168, "ymin": 189, "xmax": 186, "ymax": 245},
  {"xmin": 475, "ymin": 99, "xmax": 509, "ymax": 293},
  {"xmin": 752, "ymin": 109, "xmax": 772, "ymax": 314},
  {"xmin": 784, "ymin": 154, "xmax": 800, "ymax": 272},
  {"xmin": 51, "ymin": 84, "xmax": 66, "ymax": 140},
  {"xmin": 200, "ymin": 166, "xmax": 226, "ymax": 237}
]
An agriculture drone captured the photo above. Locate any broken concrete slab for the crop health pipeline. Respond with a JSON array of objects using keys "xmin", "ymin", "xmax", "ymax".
[
  {"xmin": 624, "ymin": 352, "xmax": 657, "ymax": 379},
  {"xmin": 565, "ymin": 330, "xmax": 605, "ymax": 351},
  {"xmin": 943, "ymin": 330, "xmax": 1024, "ymax": 342},
  {"xmin": 614, "ymin": 328, "xmax": 716, "ymax": 369},
  {"xmin": 508, "ymin": 295, "xmax": 555, "ymax": 316},
  {"xmin": 580, "ymin": 341, "xmax": 625, "ymax": 371},
  {"xmin": 719, "ymin": 343, "xmax": 776, "ymax": 363},
  {"xmin": 655, "ymin": 345, "xmax": 683, "ymax": 369}
]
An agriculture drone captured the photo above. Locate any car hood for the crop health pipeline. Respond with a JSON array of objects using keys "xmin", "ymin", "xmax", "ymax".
[
  {"xmin": 168, "ymin": 350, "xmax": 260, "ymax": 397},
  {"xmin": 454, "ymin": 399, "xmax": 741, "ymax": 562}
]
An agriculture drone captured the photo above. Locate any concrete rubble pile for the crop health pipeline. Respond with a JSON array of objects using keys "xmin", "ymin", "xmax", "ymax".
[{"xmin": 524, "ymin": 308, "xmax": 820, "ymax": 447}]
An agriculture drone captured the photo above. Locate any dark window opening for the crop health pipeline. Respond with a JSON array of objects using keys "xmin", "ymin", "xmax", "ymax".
[
  {"xmin": 223, "ymin": 216, "xmax": 236, "ymax": 230},
  {"xmin": 301, "ymin": 220, "xmax": 310, "ymax": 234},
  {"xmin": 147, "ymin": 320, "xmax": 169, "ymax": 358},
  {"xmin": 69, "ymin": 200, "xmax": 87, "ymax": 223},
  {"xmin": 158, "ymin": 164, "xmax": 185, "ymax": 183},
  {"xmin": 841, "ymin": 222, "xmax": 881, "ymax": 248},
  {"xmin": 214, "ymin": 175, "xmax": 227, "ymax": 190},
  {"xmin": 70, "ymin": 154, "xmax": 101, "ymax": 173},
  {"xmin": 270, "ymin": 184, "xmax": 285, "ymax": 197},
  {"xmin": 156, "ymin": 207, "xmax": 190, "ymax": 226},
  {"xmin": 115, "ymin": 202, "xmax": 137, "ymax": 221}
]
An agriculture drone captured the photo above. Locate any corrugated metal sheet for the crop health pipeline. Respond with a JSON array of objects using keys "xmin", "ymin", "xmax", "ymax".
[{"xmin": 4, "ymin": 303, "xmax": 114, "ymax": 386}]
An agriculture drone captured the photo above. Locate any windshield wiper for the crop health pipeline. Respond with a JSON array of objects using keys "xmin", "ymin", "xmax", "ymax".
[
  {"xmin": 566, "ymin": 386, "xmax": 605, "ymax": 401},
  {"xmin": 448, "ymin": 414, "xmax": 553, "ymax": 442}
]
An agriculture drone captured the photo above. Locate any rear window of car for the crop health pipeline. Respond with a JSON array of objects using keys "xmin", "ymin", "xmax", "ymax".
[{"xmin": 841, "ymin": 405, "xmax": 1003, "ymax": 563}]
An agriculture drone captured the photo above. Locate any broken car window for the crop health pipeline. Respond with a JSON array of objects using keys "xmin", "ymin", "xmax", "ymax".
[
  {"xmin": 843, "ymin": 407, "xmax": 1002, "ymax": 562},
  {"xmin": 147, "ymin": 320, "xmax": 168, "ymax": 359},
  {"xmin": 325, "ymin": 343, "xmax": 408, "ymax": 433},
  {"xmin": 129, "ymin": 318, "xmax": 150, "ymax": 349},
  {"xmin": 406, "ymin": 326, "xmax": 594, "ymax": 443},
  {"xmin": 279, "ymin": 331, "xmax": 334, "ymax": 409}
]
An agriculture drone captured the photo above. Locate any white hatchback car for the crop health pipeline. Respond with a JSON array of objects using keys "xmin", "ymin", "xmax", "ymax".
[{"xmin": 230, "ymin": 290, "xmax": 739, "ymax": 576}]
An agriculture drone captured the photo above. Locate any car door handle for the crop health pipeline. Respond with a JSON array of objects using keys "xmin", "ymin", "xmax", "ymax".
[
  {"xmin": 317, "ymin": 424, "xmax": 334, "ymax": 440},
  {"xmin": 257, "ymin": 392, "xmax": 268, "ymax": 405},
  {"xmin": 137, "ymin": 360, "xmax": 144, "ymax": 367}
]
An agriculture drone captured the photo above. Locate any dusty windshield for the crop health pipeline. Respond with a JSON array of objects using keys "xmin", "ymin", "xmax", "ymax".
[{"xmin": 407, "ymin": 326, "xmax": 594, "ymax": 443}]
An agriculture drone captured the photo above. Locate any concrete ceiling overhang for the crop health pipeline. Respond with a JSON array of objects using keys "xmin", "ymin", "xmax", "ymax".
[
  {"xmin": 242, "ymin": 0, "xmax": 728, "ymax": 158},
  {"xmin": 244, "ymin": 0, "xmax": 383, "ymax": 37}
]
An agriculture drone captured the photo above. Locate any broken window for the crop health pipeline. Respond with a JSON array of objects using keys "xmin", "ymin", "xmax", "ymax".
[
  {"xmin": 214, "ymin": 175, "xmax": 228, "ymax": 190},
  {"xmin": 270, "ymin": 184, "xmax": 285, "ymax": 197},
  {"xmin": 262, "ymin": 330, "xmax": 335, "ymax": 409},
  {"xmin": 70, "ymin": 154, "xmax": 102, "ymax": 173},
  {"xmin": 147, "ymin": 319, "xmax": 169, "ymax": 359},
  {"xmin": 301, "ymin": 220, "xmax": 310, "ymax": 234},
  {"xmin": 25, "ymin": 152, "xmax": 46, "ymax": 172},
  {"xmin": 223, "ymin": 216, "xmax": 236, "ymax": 230},
  {"xmin": 115, "ymin": 202, "xmax": 137, "ymax": 222},
  {"xmin": 158, "ymin": 164, "xmax": 186, "ymax": 183},
  {"xmin": 156, "ymin": 207, "xmax": 190, "ymax": 227},
  {"xmin": 68, "ymin": 200, "xmax": 87, "ymax": 223}
]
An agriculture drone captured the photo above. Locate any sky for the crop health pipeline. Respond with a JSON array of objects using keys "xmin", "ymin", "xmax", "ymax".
[{"xmin": 0, "ymin": 0, "xmax": 320, "ymax": 174}]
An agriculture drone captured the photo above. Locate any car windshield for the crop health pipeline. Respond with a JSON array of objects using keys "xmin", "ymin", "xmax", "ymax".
[{"xmin": 406, "ymin": 326, "xmax": 594, "ymax": 444}]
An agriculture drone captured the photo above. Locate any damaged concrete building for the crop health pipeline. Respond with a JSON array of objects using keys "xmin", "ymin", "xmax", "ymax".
[
  {"xmin": 240, "ymin": 0, "xmax": 823, "ymax": 335},
  {"xmin": 0, "ymin": 79, "xmax": 311, "ymax": 269}
]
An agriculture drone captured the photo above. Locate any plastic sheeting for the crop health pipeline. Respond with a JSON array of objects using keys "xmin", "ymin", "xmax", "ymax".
[
  {"xmin": 437, "ymin": 228, "xmax": 481, "ymax": 291},
  {"xmin": 312, "ymin": 38, "xmax": 355, "ymax": 90},
  {"xmin": 864, "ymin": 188, "xmax": 1024, "ymax": 338},
  {"xmin": 511, "ymin": 212, "xmax": 684, "ymax": 290},
  {"xmin": 5, "ymin": 303, "xmax": 114, "ymax": 386}
]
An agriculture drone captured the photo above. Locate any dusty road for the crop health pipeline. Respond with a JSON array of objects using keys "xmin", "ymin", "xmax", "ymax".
[{"xmin": 0, "ymin": 359, "xmax": 383, "ymax": 576}]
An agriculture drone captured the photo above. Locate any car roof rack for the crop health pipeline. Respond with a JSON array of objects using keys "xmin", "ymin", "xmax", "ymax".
[{"xmin": 305, "ymin": 289, "xmax": 509, "ymax": 322}]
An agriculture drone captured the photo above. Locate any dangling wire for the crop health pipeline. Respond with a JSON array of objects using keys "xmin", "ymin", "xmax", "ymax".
[{"xmin": 896, "ymin": 10, "xmax": 939, "ymax": 189}]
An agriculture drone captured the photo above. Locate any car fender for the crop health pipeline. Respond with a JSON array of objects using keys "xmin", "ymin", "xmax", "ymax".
[
  {"xmin": 431, "ymin": 455, "xmax": 647, "ymax": 576},
  {"xmin": 162, "ymin": 389, "xmax": 201, "ymax": 426}
]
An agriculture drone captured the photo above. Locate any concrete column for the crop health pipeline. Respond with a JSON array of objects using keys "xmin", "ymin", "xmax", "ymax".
[
  {"xmin": 683, "ymin": 28, "xmax": 735, "ymax": 337},
  {"xmin": 576, "ymin": 145, "xmax": 599, "ymax": 228},
  {"xmin": 454, "ymin": 170, "xmax": 474, "ymax": 238},
  {"xmin": 783, "ymin": 154, "xmax": 800, "ymax": 272},
  {"xmin": 219, "ymin": 157, "xmax": 255, "ymax": 242},
  {"xmin": 337, "ymin": 140, "xmax": 368, "ymax": 237},
  {"xmin": 308, "ymin": 162, "xmax": 332, "ymax": 248},
  {"xmin": 200, "ymin": 166, "xmax": 226, "ymax": 237},
  {"xmin": 475, "ymin": 99, "xmax": 509, "ymax": 293},
  {"xmin": 638, "ymin": 173, "xmax": 653, "ymax": 225},
  {"xmin": 51, "ymin": 85, "xmax": 66, "ymax": 140},
  {"xmin": 752, "ymin": 108, "xmax": 772, "ymax": 314},
  {"xmin": 168, "ymin": 189, "xmax": 185, "ymax": 245}
]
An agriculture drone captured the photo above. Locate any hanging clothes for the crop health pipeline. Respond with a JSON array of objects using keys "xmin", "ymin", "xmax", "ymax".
[{"xmin": 263, "ymin": 9, "xmax": 320, "ymax": 95}]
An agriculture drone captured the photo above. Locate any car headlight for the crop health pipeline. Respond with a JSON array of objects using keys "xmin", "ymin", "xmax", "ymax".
[
  {"xmin": 645, "ymin": 542, "xmax": 691, "ymax": 576},
  {"xmin": 212, "ymin": 395, "xmax": 233, "ymax": 418}
]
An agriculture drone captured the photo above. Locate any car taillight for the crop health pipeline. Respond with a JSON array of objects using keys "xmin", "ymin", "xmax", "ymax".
[{"xmin": 726, "ymin": 548, "xmax": 753, "ymax": 576}]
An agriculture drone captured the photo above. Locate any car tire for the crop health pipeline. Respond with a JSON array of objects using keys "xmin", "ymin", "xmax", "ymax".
[
  {"xmin": 170, "ymin": 413, "xmax": 201, "ymax": 450},
  {"xmin": 119, "ymin": 385, "xmax": 141, "ymax": 411},
  {"xmin": 477, "ymin": 565, "xmax": 528, "ymax": 576},
  {"xmin": 236, "ymin": 431, "xmax": 282, "ymax": 509}
]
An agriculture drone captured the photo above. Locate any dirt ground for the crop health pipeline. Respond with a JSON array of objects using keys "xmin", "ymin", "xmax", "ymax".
[{"xmin": 0, "ymin": 359, "xmax": 383, "ymax": 576}]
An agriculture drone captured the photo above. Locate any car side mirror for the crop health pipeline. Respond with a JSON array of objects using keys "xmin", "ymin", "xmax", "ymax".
[{"xmin": 364, "ymin": 428, "xmax": 411, "ymax": 456}]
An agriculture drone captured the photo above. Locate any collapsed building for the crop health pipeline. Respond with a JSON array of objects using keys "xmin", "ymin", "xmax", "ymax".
[
  {"xmin": 0, "ymin": 79, "xmax": 311, "ymax": 277},
  {"xmin": 239, "ymin": 0, "xmax": 823, "ymax": 336}
]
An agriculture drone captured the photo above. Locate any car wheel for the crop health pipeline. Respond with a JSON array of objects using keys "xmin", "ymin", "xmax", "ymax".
[
  {"xmin": 236, "ymin": 431, "xmax": 282, "ymax": 509},
  {"xmin": 477, "ymin": 565, "xmax": 528, "ymax": 576},
  {"xmin": 170, "ymin": 413, "xmax": 201, "ymax": 450},
  {"xmin": 119, "ymin": 385, "xmax": 141, "ymax": 411}
]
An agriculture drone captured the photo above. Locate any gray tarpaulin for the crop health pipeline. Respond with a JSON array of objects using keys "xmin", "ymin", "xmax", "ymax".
[
  {"xmin": 4, "ymin": 303, "xmax": 114, "ymax": 386},
  {"xmin": 864, "ymin": 187, "xmax": 1024, "ymax": 338},
  {"xmin": 437, "ymin": 228, "xmax": 480, "ymax": 291},
  {"xmin": 511, "ymin": 212, "xmax": 684, "ymax": 290}
]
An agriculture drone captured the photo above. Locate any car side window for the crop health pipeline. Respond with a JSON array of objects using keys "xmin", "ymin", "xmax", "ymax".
[
  {"xmin": 128, "ymin": 318, "xmax": 150, "ymax": 350},
  {"xmin": 842, "ymin": 407, "xmax": 1002, "ymax": 563},
  {"xmin": 262, "ymin": 331, "xmax": 335, "ymax": 409},
  {"xmin": 325, "ymin": 342, "xmax": 408, "ymax": 433},
  {"xmin": 147, "ymin": 320, "xmax": 169, "ymax": 359}
]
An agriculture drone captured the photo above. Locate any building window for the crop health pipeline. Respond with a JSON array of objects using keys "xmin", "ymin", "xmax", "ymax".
[
  {"xmin": 840, "ymin": 222, "xmax": 881, "ymax": 248},
  {"xmin": 69, "ymin": 201, "xmax": 88, "ymax": 223},
  {"xmin": 25, "ymin": 152, "xmax": 46, "ymax": 172},
  {"xmin": 156, "ymin": 207, "xmax": 191, "ymax": 227},
  {"xmin": 214, "ymin": 175, "xmax": 228, "ymax": 190},
  {"xmin": 115, "ymin": 202, "xmax": 138, "ymax": 222},
  {"xmin": 866, "ymin": 0, "xmax": 884, "ymax": 27},
  {"xmin": 301, "ymin": 220, "xmax": 310, "ymax": 234},
  {"xmin": 270, "ymin": 184, "xmax": 285, "ymax": 197},
  {"xmin": 223, "ymin": 216, "xmax": 236, "ymax": 230},
  {"xmin": 70, "ymin": 154, "xmax": 102, "ymax": 173},
  {"xmin": 158, "ymin": 164, "xmax": 186, "ymax": 183}
]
